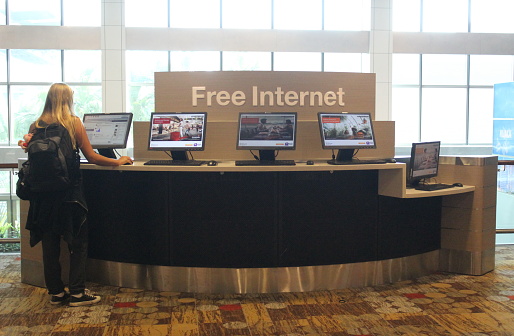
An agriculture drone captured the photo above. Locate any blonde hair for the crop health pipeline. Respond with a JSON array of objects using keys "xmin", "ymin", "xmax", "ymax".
[{"xmin": 35, "ymin": 83, "xmax": 77, "ymax": 148}]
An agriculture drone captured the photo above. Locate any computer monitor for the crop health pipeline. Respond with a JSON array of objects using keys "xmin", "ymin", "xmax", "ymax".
[
  {"xmin": 148, "ymin": 112, "xmax": 207, "ymax": 161},
  {"xmin": 236, "ymin": 112, "xmax": 297, "ymax": 161},
  {"xmin": 83, "ymin": 112, "xmax": 133, "ymax": 159},
  {"xmin": 318, "ymin": 112, "xmax": 376, "ymax": 162},
  {"xmin": 408, "ymin": 141, "xmax": 441, "ymax": 187}
]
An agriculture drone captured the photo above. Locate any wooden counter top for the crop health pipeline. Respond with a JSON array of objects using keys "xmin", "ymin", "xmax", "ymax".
[{"xmin": 81, "ymin": 160, "xmax": 475, "ymax": 199}]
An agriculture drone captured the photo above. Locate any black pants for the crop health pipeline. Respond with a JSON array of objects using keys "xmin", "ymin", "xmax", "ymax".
[{"xmin": 41, "ymin": 223, "xmax": 88, "ymax": 295}]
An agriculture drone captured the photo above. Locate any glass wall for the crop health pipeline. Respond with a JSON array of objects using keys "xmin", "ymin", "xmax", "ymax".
[
  {"xmin": 124, "ymin": 0, "xmax": 371, "ymax": 122},
  {"xmin": 2, "ymin": 50, "xmax": 102, "ymax": 145},
  {"xmin": 2, "ymin": 0, "xmax": 514, "ymax": 246},
  {"xmin": 0, "ymin": 168, "xmax": 20, "ymax": 252},
  {"xmin": 392, "ymin": 0, "xmax": 514, "ymax": 148}
]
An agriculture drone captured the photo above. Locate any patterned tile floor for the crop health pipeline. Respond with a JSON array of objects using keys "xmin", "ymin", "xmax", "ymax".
[{"xmin": 1, "ymin": 246, "xmax": 514, "ymax": 335}]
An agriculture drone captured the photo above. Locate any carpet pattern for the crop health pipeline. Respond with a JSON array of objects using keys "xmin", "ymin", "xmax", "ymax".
[{"xmin": 0, "ymin": 246, "xmax": 514, "ymax": 335}]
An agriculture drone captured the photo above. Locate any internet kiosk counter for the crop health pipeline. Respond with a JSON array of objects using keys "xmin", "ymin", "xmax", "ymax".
[
  {"xmin": 19, "ymin": 118, "xmax": 496, "ymax": 293},
  {"xmin": 19, "ymin": 156, "xmax": 495, "ymax": 294}
]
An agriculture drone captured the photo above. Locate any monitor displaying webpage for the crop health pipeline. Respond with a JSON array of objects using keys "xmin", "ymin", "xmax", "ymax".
[{"xmin": 83, "ymin": 113, "xmax": 132, "ymax": 148}]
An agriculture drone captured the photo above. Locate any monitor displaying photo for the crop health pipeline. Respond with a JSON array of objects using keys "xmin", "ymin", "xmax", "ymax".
[
  {"xmin": 148, "ymin": 112, "xmax": 207, "ymax": 151},
  {"xmin": 236, "ymin": 112, "xmax": 297, "ymax": 150},
  {"xmin": 409, "ymin": 141, "xmax": 441, "ymax": 183},
  {"xmin": 318, "ymin": 112, "xmax": 376, "ymax": 150}
]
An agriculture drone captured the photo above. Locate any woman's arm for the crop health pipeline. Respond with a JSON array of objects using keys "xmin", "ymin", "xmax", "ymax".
[{"xmin": 74, "ymin": 117, "xmax": 133, "ymax": 166}]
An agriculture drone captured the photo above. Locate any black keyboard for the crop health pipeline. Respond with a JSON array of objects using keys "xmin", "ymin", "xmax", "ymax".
[
  {"xmin": 327, "ymin": 159, "xmax": 387, "ymax": 165},
  {"xmin": 144, "ymin": 160, "xmax": 205, "ymax": 166},
  {"xmin": 414, "ymin": 183, "xmax": 455, "ymax": 191},
  {"xmin": 235, "ymin": 160, "xmax": 296, "ymax": 166}
]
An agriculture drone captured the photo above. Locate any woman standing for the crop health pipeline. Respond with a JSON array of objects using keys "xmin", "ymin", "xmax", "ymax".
[{"xmin": 19, "ymin": 83, "xmax": 132, "ymax": 306}]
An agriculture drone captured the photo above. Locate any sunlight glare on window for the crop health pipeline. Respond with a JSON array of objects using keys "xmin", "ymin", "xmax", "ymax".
[
  {"xmin": 170, "ymin": 51, "xmax": 220, "ymax": 71},
  {"xmin": 63, "ymin": 0, "xmax": 100, "ymax": 26},
  {"xmin": 274, "ymin": 0, "xmax": 322, "ymax": 30},
  {"xmin": 423, "ymin": 0, "xmax": 468, "ymax": 32},
  {"xmin": 392, "ymin": 54, "xmax": 420, "ymax": 85},
  {"xmin": 170, "ymin": 0, "xmax": 220, "ymax": 28},
  {"xmin": 468, "ymin": 88, "xmax": 493, "ymax": 144},
  {"xmin": 471, "ymin": 0, "xmax": 514, "ymax": 33},
  {"xmin": 126, "ymin": 51, "xmax": 168, "ymax": 83},
  {"xmin": 222, "ymin": 52, "xmax": 271, "ymax": 70},
  {"xmin": 10, "ymin": 50, "xmax": 61, "ymax": 83},
  {"xmin": 274, "ymin": 52, "xmax": 321, "ymax": 71},
  {"xmin": 324, "ymin": 0, "xmax": 370, "ymax": 31},
  {"xmin": 64, "ymin": 50, "xmax": 101, "ymax": 83},
  {"xmin": 324, "ymin": 53, "xmax": 370, "ymax": 73},
  {"xmin": 422, "ymin": 55, "xmax": 467, "ymax": 85},
  {"xmin": 222, "ymin": 0, "xmax": 271, "ymax": 29},
  {"xmin": 10, "ymin": 86, "xmax": 49, "ymax": 140},
  {"xmin": 126, "ymin": 0, "xmax": 168, "ymax": 27},
  {"xmin": 0, "ymin": 50, "xmax": 6, "ymax": 81},
  {"xmin": 392, "ymin": 0, "xmax": 420, "ymax": 32},
  {"xmin": 0, "ymin": 1, "xmax": 6, "ymax": 25},
  {"xmin": 392, "ymin": 87, "xmax": 420, "ymax": 145},
  {"xmin": 9, "ymin": 0, "xmax": 60, "ymax": 26},
  {"xmin": 71, "ymin": 86, "xmax": 102, "ymax": 117},
  {"xmin": 0, "ymin": 86, "xmax": 7, "ymax": 144},
  {"xmin": 470, "ymin": 55, "xmax": 514, "ymax": 86},
  {"xmin": 421, "ymin": 88, "xmax": 467, "ymax": 143}
]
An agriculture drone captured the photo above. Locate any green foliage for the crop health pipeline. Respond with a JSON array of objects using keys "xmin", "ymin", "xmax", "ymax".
[
  {"xmin": 0, "ymin": 206, "xmax": 18, "ymax": 239},
  {"xmin": 73, "ymin": 86, "xmax": 102, "ymax": 118},
  {"xmin": 129, "ymin": 86, "xmax": 155, "ymax": 121}
]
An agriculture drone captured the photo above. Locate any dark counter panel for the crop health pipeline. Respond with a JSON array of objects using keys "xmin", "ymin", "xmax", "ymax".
[
  {"xmin": 169, "ymin": 172, "xmax": 278, "ymax": 268},
  {"xmin": 378, "ymin": 196, "xmax": 442, "ymax": 260},
  {"xmin": 83, "ymin": 170, "xmax": 171, "ymax": 265},
  {"xmin": 279, "ymin": 170, "xmax": 379, "ymax": 266},
  {"xmin": 82, "ymin": 170, "xmax": 441, "ymax": 269}
]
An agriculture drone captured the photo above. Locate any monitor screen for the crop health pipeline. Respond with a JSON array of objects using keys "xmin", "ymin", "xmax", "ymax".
[
  {"xmin": 236, "ymin": 112, "xmax": 297, "ymax": 160},
  {"xmin": 409, "ymin": 141, "xmax": 441, "ymax": 186},
  {"xmin": 83, "ymin": 113, "xmax": 133, "ymax": 158},
  {"xmin": 148, "ymin": 112, "xmax": 207, "ymax": 153},
  {"xmin": 318, "ymin": 112, "xmax": 376, "ymax": 161}
]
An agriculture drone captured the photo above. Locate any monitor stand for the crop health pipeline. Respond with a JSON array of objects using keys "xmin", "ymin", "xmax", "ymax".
[
  {"xmin": 327, "ymin": 148, "xmax": 354, "ymax": 164},
  {"xmin": 259, "ymin": 150, "xmax": 276, "ymax": 161},
  {"xmin": 171, "ymin": 151, "xmax": 188, "ymax": 161},
  {"xmin": 98, "ymin": 148, "xmax": 117, "ymax": 159}
]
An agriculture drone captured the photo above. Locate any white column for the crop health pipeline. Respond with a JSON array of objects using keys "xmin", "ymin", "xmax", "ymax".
[
  {"xmin": 102, "ymin": 0, "xmax": 126, "ymax": 113},
  {"xmin": 370, "ymin": 0, "xmax": 393, "ymax": 121}
]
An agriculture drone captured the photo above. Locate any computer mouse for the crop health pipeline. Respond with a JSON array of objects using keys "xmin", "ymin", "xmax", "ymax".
[
  {"xmin": 306, "ymin": 160, "xmax": 314, "ymax": 165},
  {"xmin": 207, "ymin": 160, "xmax": 218, "ymax": 166},
  {"xmin": 123, "ymin": 162, "xmax": 133, "ymax": 165},
  {"xmin": 385, "ymin": 158, "xmax": 396, "ymax": 163},
  {"xmin": 452, "ymin": 182, "xmax": 463, "ymax": 187}
]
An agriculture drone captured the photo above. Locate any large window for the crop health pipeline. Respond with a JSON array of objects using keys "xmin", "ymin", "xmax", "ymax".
[
  {"xmin": 392, "ymin": 0, "xmax": 514, "ymax": 147},
  {"xmin": 2, "ymin": 50, "xmax": 102, "ymax": 145},
  {"xmin": 7, "ymin": 0, "xmax": 100, "ymax": 26},
  {"xmin": 394, "ymin": 0, "xmax": 514, "ymax": 34},
  {"xmin": 392, "ymin": 54, "xmax": 513, "ymax": 146},
  {"xmin": 125, "ymin": 0, "xmax": 370, "ymax": 30},
  {"xmin": 222, "ymin": 0, "xmax": 272, "ymax": 29}
]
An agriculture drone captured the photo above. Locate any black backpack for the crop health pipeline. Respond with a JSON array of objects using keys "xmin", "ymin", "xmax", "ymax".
[{"xmin": 16, "ymin": 124, "xmax": 79, "ymax": 200}]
